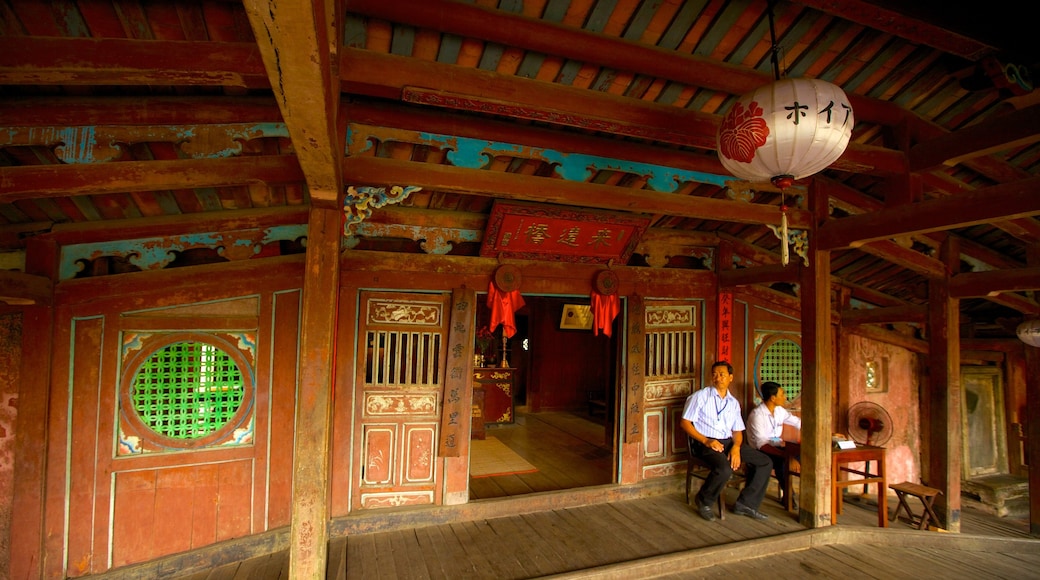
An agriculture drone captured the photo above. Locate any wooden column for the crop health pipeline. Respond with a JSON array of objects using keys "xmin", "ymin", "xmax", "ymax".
[
  {"xmin": 9, "ymin": 305, "xmax": 52, "ymax": 580},
  {"xmin": 926, "ymin": 235, "xmax": 962, "ymax": 532},
  {"xmin": 836, "ymin": 286, "xmax": 852, "ymax": 436},
  {"xmin": 10, "ymin": 236, "xmax": 56, "ymax": 580},
  {"xmin": 1026, "ymin": 345, "xmax": 1040, "ymax": 536},
  {"xmin": 798, "ymin": 179, "xmax": 834, "ymax": 528},
  {"xmin": 620, "ymin": 294, "xmax": 644, "ymax": 484},
  {"xmin": 1026, "ymin": 242, "xmax": 1040, "ymax": 536},
  {"xmin": 290, "ymin": 207, "xmax": 341, "ymax": 577},
  {"xmin": 440, "ymin": 287, "xmax": 477, "ymax": 505}
]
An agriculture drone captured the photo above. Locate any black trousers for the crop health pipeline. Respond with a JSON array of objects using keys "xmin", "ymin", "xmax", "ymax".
[{"xmin": 692, "ymin": 438, "xmax": 773, "ymax": 510}]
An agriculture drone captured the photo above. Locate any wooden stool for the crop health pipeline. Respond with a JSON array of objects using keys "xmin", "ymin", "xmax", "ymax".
[{"xmin": 890, "ymin": 482, "xmax": 942, "ymax": 530}]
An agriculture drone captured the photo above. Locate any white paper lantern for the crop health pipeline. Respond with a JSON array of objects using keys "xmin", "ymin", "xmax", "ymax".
[
  {"xmin": 1017, "ymin": 319, "xmax": 1040, "ymax": 347},
  {"xmin": 717, "ymin": 78, "xmax": 854, "ymax": 189}
]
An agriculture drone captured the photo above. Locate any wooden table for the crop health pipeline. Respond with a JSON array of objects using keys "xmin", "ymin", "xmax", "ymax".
[{"xmin": 783, "ymin": 442, "xmax": 888, "ymax": 527}]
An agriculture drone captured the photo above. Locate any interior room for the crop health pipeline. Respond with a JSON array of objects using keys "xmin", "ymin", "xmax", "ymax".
[{"xmin": 469, "ymin": 296, "xmax": 618, "ymax": 499}]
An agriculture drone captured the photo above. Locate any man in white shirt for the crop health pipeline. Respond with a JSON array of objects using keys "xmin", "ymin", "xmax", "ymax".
[
  {"xmin": 747, "ymin": 381, "xmax": 801, "ymax": 507},
  {"xmin": 681, "ymin": 361, "xmax": 773, "ymax": 521}
]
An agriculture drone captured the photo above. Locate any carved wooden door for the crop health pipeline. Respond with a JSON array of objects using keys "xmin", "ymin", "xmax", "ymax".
[
  {"xmin": 641, "ymin": 300, "xmax": 703, "ymax": 479},
  {"xmin": 352, "ymin": 291, "xmax": 451, "ymax": 509}
]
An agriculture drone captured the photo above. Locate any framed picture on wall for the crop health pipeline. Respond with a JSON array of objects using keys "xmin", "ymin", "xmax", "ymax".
[{"xmin": 559, "ymin": 304, "xmax": 594, "ymax": 330}]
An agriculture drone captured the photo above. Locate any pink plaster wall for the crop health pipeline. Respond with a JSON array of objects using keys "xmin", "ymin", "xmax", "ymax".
[
  {"xmin": 846, "ymin": 334, "xmax": 921, "ymax": 494},
  {"xmin": 0, "ymin": 312, "xmax": 21, "ymax": 579}
]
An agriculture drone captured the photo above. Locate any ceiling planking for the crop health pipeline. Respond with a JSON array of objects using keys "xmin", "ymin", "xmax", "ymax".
[{"xmin": 1, "ymin": 0, "xmax": 1039, "ymax": 338}]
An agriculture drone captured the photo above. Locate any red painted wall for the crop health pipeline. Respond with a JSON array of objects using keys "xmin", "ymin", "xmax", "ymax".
[{"xmin": 523, "ymin": 298, "xmax": 615, "ymax": 412}]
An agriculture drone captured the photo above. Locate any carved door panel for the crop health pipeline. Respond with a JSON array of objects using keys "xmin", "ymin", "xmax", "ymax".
[
  {"xmin": 353, "ymin": 291, "xmax": 451, "ymax": 510},
  {"xmin": 641, "ymin": 300, "xmax": 702, "ymax": 479}
]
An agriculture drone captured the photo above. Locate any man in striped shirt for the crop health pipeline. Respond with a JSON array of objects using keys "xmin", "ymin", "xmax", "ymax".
[{"xmin": 681, "ymin": 360, "xmax": 773, "ymax": 521}]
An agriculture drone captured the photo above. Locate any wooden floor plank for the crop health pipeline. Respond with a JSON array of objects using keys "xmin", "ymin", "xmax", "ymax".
[
  {"xmin": 411, "ymin": 525, "xmax": 461, "ymax": 580},
  {"xmin": 516, "ymin": 510, "xmax": 598, "ymax": 570},
  {"xmin": 486, "ymin": 511, "xmax": 563, "ymax": 577},
  {"xmin": 326, "ymin": 538, "xmax": 346, "ymax": 580},
  {"xmin": 834, "ymin": 543, "xmax": 935, "ymax": 578},
  {"xmin": 915, "ymin": 546, "xmax": 1040, "ymax": 579},
  {"xmin": 386, "ymin": 528, "xmax": 431, "ymax": 580},
  {"xmin": 778, "ymin": 547, "xmax": 874, "ymax": 579},
  {"xmin": 599, "ymin": 499, "xmax": 688, "ymax": 554},
  {"xmin": 554, "ymin": 504, "xmax": 647, "ymax": 565}
]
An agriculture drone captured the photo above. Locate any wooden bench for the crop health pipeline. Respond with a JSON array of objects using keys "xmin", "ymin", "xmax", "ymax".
[{"xmin": 890, "ymin": 481, "xmax": 942, "ymax": 530}]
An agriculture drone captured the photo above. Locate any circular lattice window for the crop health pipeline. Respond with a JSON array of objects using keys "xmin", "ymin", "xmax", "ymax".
[
  {"xmin": 755, "ymin": 335, "xmax": 802, "ymax": 402},
  {"xmin": 121, "ymin": 333, "xmax": 254, "ymax": 450}
]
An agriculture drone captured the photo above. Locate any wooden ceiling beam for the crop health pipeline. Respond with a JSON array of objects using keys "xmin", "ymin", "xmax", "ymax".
[
  {"xmin": 345, "ymin": 0, "xmax": 911, "ymax": 127},
  {"xmin": 0, "ymin": 156, "xmax": 304, "ymax": 200},
  {"xmin": 346, "ymin": 100, "xmax": 730, "ymax": 176},
  {"xmin": 981, "ymin": 292, "xmax": 1040, "ymax": 315},
  {"xmin": 0, "ymin": 37, "xmax": 268, "ymax": 87},
  {"xmin": 846, "ymin": 323, "xmax": 929, "ymax": 354},
  {"xmin": 909, "ymin": 104, "xmax": 1040, "ymax": 172},
  {"xmin": 841, "ymin": 304, "xmax": 928, "ymax": 326},
  {"xmin": 340, "ymin": 49, "xmax": 906, "ymax": 174},
  {"xmin": 0, "ymin": 96, "xmax": 283, "ymax": 126},
  {"xmin": 342, "ymin": 156, "xmax": 812, "ymax": 228},
  {"xmin": 794, "ymin": 0, "xmax": 995, "ymax": 60},
  {"xmin": 245, "ymin": 0, "xmax": 342, "ymax": 206},
  {"xmin": 950, "ymin": 266, "xmax": 1040, "ymax": 298},
  {"xmin": 719, "ymin": 264, "xmax": 801, "ymax": 288},
  {"xmin": 816, "ymin": 176, "xmax": 1040, "ymax": 250},
  {"xmin": 0, "ymin": 270, "xmax": 52, "ymax": 306},
  {"xmin": 856, "ymin": 239, "xmax": 946, "ymax": 279}
]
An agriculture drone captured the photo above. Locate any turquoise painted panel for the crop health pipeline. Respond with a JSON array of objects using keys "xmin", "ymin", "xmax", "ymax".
[
  {"xmin": 346, "ymin": 127, "xmax": 732, "ymax": 191},
  {"xmin": 58, "ymin": 224, "xmax": 308, "ymax": 280}
]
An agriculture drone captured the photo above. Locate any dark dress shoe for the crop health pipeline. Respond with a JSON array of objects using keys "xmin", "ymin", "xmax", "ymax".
[
  {"xmin": 733, "ymin": 503, "xmax": 769, "ymax": 520},
  {"xmin": 695, "ymin": 497, "xmax": 716, "ymax": 521}
]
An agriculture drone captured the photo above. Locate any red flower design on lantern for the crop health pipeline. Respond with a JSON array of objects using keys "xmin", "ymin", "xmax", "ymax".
[{"xmin": 718, "ymin": 100, "xmax": 770, "ymax": 164}]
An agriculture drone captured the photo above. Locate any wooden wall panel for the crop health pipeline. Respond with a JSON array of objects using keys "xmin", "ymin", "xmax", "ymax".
[
  {"xmin": 267, "ymin": 289, "xmax": 301, "ymax": 528},
  {"xmin": 111, "ymin": 461, "xmax": 253, "ymax": 567},
  {"xmin": 66, "ymin": 316, "xmax": 104, "ymax": 576}
]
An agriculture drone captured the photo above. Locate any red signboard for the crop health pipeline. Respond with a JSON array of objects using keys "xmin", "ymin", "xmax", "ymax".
[
  {"xmin": 480, "ymin": 201, "xmax": 650, "ymax": 264},
  {"xmin": 717, "ymin": 292, "xmax": 733, "ymax": 363}
]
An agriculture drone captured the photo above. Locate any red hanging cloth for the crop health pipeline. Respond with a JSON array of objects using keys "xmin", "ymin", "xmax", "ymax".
[
  {"xmin": 592, "ymin": 291, "xmax": 620, "ymax": 337},
  {"xmin": 487, "ymin": 281, "xmax": 525, "ymax": 338}
]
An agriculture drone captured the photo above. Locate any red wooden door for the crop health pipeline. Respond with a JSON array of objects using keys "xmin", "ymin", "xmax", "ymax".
[
  {"xmin": 352, "ymin": 291, "xmax": 451, "ymax": 509},
  {"xmin": 641, "ymin": 300, "xmax": 703, "ymax": 478}
]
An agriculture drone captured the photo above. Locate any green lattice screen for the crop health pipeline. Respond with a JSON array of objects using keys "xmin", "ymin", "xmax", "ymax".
[
  {"xmin": 758, "ymin": 338, "xmax": 802, "ymax": 401},
  {"xmin": 132, "ymin": 341, "xmax": 245, "ymax": 439}
]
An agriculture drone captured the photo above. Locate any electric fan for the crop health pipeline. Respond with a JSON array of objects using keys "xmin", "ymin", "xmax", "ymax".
[{"xmin": 847, "ymin": 401, "xmax": 893, "ymax": 447}]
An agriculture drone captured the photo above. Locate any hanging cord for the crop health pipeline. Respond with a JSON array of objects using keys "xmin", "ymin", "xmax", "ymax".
[
  {"xmin": 779, "ymin": 189, "xmax": 789, "ymax": 266},
  {"xmin": 768, "ymin": 0, "xmax": 788, "ymax": 265},
  {"xmin": 767, "ymin": 0, "xmax": 781, "ymax": 81}
]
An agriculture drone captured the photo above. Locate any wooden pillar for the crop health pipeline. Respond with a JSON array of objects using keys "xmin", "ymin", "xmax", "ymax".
[
  {"xmin": 836, "ymin": 286, "xmax": 853, "ymax": 436},
  {"xmin": 620, "ymin": 294, "xmax": 644, "ymax": 484},
  {"xmin": 9, "ymin": 305, "xmax": 52, "ymax": 580},
  {"xmin": 290, "ymin": 207, "xmax": 341, "ymax": 578},
  {"xmin": 10, "ymin": 236, "xmax": 56, "ymax": 580},
  {"xmin": 798, "ymin": 179, "xmax": 834, "ymax": 528},
  {"xmin": 1026, "ymin": 241, "xmax": 1040, "ymax": 536},
  {"xmin": 1026, "ymin": 345, "xmax": 1040, "ymax": 536},
  {"xmin": 926, "ymin": 235, "xmax": 962, "ymax": 532},
  {"xmin": 440, "ymin": 287, "xmax": 477, "ymax": 505}
]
